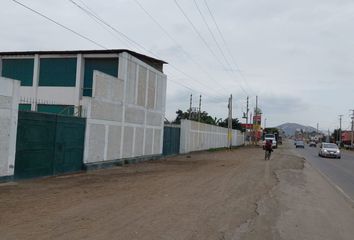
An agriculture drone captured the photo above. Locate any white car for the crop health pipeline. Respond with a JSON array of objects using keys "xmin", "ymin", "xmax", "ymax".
[
  {"xmin": 262, "ymin": 134, "xmax": 277, "ymax": 149},
  {"xmin": 295, "ymin": 140, "xmax": 305, "ymax": 148},
  {"xmin": 318, "ymin": 143, "xmax": 341, "ymax": 159}
]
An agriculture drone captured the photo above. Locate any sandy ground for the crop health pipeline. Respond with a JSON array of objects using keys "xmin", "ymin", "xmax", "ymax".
[{"xmin": 0, "ymin": 142, "xmax": 353, "ymax": 240}]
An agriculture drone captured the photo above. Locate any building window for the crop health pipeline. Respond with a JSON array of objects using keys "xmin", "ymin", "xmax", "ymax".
[
  {"xmin": 83, "ymin": 58, "xmax": 119, "ymax": 96},
  {"xmin": 19, "ymin": 104, "xmax": 31, "ymax": 111},
  {"xmin": 39, "ymin": 58, "xmax": 77, "ymax": 87},
  {"xmin": 2, "ymin": 59, "xmax": 34, "ymax": 86},
  {"xmin": 37, "ymin": 104, "xmax": 74, "ymax": 116}
]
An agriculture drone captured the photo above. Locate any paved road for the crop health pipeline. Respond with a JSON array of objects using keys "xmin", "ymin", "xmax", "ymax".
[{"xmin": 293, "ymin": 143, "xmax": 354, "ymax": 202}]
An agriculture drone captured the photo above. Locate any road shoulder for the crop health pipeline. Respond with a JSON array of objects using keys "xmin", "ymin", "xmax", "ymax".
[
  {"xmin": 275, "ymin": 161, "xmax": 354, "ymax": 240},
  {"xmin": 237, "ymin": 144, "xmax": 354, "ymax": 240}
]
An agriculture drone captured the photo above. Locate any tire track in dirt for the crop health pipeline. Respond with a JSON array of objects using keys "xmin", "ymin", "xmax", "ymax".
[
  {"xmin": 0, "ymin": 145, "xmax": 303, "ymax": 240},
  {"xmin": 231, "ymin": 144, "xmax": 305, "ymax": 240}
]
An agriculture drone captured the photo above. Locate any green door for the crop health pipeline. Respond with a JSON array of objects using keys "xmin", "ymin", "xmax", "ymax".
[
  {"xmin": 163, "ymin": 126, "xmax": 180, "ymax": 156},
  {"xmin": 54, "ymin": 116, "xmax": 86, "ymax": 174},
  {"xmin": 15, "ymin": 112, "xmax": 56, "ymax": 179},
  {"xmin": 15, "ymin": 111, "xmax": 86, "ymax": 179}
]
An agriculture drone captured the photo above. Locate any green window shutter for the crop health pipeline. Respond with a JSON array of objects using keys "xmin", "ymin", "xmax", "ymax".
[
  {"xmin": 2, "ymin": 59, "xmax": 34, "ymax": 86},
  {"xmin": 39, "ymin": 58, "xmax": 77, "ymax": 87},
  {"xmin": 19, "ymin": 104, "xmax": 31, "ymax": 111},
  {"xmin": 83, "ymin": 58, "xmax": 119, "ymax": 96},
  {"xmin": 37, "ymin": 104, "xmax": 74, "ymax": 116}
]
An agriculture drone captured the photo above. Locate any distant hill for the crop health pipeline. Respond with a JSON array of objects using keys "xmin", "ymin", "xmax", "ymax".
[{"xmin": 276, "ymin": 123, "xmax": 317, "ymax": 136}]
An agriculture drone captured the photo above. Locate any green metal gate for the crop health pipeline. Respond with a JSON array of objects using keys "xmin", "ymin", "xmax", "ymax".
[
  {"xmin": 163, "ymin": 125, "xmax": 180, "ymax": 156},
  {"xmin": 15, "ymin": 111, "xmax": 86, "ymax": 179}
]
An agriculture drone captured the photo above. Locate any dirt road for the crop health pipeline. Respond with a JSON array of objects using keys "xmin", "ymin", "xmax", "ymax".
[{"xmin": 0, "ymin": 143, "xmax": 353, "ymax": 239}]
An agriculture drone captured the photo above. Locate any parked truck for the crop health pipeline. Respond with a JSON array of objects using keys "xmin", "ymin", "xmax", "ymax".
[{"xmin": 262, "ymin": 128, "xmax": 280, "ymax": 147}]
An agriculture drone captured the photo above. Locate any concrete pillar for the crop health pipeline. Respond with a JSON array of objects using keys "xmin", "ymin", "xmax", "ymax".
[
  {"xmin": 74, "ymin": 53, "xmax": 84, "ymax": 115},
  {"xmin": 180, "ymin": 119, "xmax": 191, "ymax": 154},
  {"xmin": 159, "ymin": 74, "xmax": 167, "ymax": 154},
  {"xmin": 0, "ymin": 78, "xmax": 20, "ymax": 179},
  {"xmin": 32, "ymin": 54, "xmax": 40, "ymax": 111},
  {"xmin": 0, "ymin": 56, "xmax": 3, "ymax": 77},
  {"xmin": 143, "ymin": 64, "xmax": 149, "ymax": 154},
  {"xmin": 103, "ymin": 125, "xmax": 109, "ymax": 161},
  {"xmin": 119, "ymin": 52, "xmax": 128, "ymax": 159}
]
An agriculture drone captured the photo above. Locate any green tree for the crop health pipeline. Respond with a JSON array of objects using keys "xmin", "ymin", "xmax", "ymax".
[
  {"xmin": 172, "ymin": 109, "xmax": 243, "ymax": 131},
  {"xmin": 254, "ymin": 107, "xmax": 262, "ymax": 115},
  {"xmin": 172, "ymin": 109, "xmax": 190, "ymax": 124},
  {"xmin": 263, "ymin": 128, "xmax": 279, "ymax": 135},
  {"xmin": 199, "ymin": 111, "xmax": 218, "ymax": 125},
  {"xmin": 218, "ymin": 118, "xmax": 244, "ymax": 132},
  {"xmin": 172, "ymin": 109, "xmax": 221, "ymax": 126},
  {"xmin": 331, "ymin": 128, "xmax": 341, "ymax": 142}
]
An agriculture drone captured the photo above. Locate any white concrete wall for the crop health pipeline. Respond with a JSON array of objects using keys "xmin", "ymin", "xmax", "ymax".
[
  {"xmin": 180, "ymin": 119, "xmax": 244, "ymax": 154},
  {"xmin": 36, "ymin": 87, "xmax": 77, "ymax": 105},
  {"xmin": 83, "ymin": 52, "xmax": 167, "ymax": 164},
  {"xmin": 0, "ymin": 77, "xmax": 20, "ymax": 177}
]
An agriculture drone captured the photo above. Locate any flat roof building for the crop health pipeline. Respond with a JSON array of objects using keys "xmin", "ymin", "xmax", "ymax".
[
  {"xmin": 0, "ymin": 49, "xmax": 166, "ymax": 115},
  {"xmin": 0, "ymin": 49, "xmax": 167, "ymax": 167}
]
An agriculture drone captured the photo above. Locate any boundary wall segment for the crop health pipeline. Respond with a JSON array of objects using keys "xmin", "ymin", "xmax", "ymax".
[
  {"xmin": 180, "ymin": 119, "xmax": 244, "ymax": 154},
  {"xmin": 0, "ymin": 77, "xmax": 20, "ymax": 178},
  {"xmin": 82, "ymin": 52, "xmax": 167, "ymax": 166}
]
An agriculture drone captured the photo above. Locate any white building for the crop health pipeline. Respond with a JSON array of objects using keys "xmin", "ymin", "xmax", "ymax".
[{"xmin": 0, "ymin": 49, "xmax": 167, "ymax": 168}]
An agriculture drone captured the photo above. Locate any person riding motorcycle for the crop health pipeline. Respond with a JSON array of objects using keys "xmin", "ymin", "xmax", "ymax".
[{"xmin": 265, "ymin": 139, "xmax": 273, "ymax": 153}]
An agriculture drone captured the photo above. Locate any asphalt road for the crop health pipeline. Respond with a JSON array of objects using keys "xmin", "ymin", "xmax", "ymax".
[{"xmin": 293, "ymin": 143, "xmax": 354, "ymax": 202}]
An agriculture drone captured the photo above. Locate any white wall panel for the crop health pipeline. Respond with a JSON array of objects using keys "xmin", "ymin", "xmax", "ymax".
[
  {"xmin": 37, "ymin": 87, "xmax": 76, "ymax": 105},
  {"xmin": 180, "ymin": 120, "xmax": 244, "ymax": 154},
  {"xmin": 0, "ymin": 78, "xmax": 19, "ymax": 177},
  {"xmin": 86, "ymin": 123, "xmax": 106, "ymax": 163},
  {"xmin": 83, "ymin": 53, "xmax": 166, "ymax": 164},
  {"xmin": 122, "ymin": 126, "xmax": 134, "ymax": 158},
  {"xmin": 107, "ymin": 125, "xmax": 122, "ymax": 160}
]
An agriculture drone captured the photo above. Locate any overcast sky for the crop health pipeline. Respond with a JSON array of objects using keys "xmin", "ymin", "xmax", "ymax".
[{"xmin": 1, "ymin": 0, "xmax": 354, "ymax": 131}]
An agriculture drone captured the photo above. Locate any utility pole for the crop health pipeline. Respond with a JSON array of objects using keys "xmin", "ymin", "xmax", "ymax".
[
  {"xmin": 352, "ymin": 118, "xmax": 354, "ymax": 147},
  {"xmin": 198, "ymin": 95, "xmax": 201, "ymax": 122},
  {"xmin": 246, "ymin": 96, "xmax": 249, "ymax": 125},
  {"xmin": 264, "ymin": 118, "xmax": 267, "ymax": 129},
  {"xmin": 255, "ymin": 96, "xmax": 258, "ymax": 117},
  {"xmin": 228, "ymin": 94, "xmax": 233, "ymax": 149},
  {"xmin": 351, "ymin": 110, "xmax": 354, "ymax": 147},
  {"xmin": 339, "ymin": 115, "xmax": 343, "ymax": 144},
  {"xmin": 254, "ymin": 96, "xmax": 258, "ymax": 144},
  {"xmin": 317, "ymin": 123, "xmax": 319, "ymax": 133},
  {"xmin": 189, "ymin": 94, "xmax": 192, "ymax": 120},
  {"xmin": 245, "ymin": 96, "xmax": 249, "ymax": 144},
  {"xmin": 250, "ymin": 112, "xmax": 253, "ymax": 143}
]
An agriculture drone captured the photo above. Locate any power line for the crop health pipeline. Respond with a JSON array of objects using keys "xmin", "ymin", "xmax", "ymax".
[
  {"xmin": 133, "ymin": 0, "xmax": 229, "ymax": 94},
  {"xmin": 203, "ymin": 0, "xmax": 237, "ymax": 69},
  {"xmin": 11, "ymin": 0, "xmax": 107, "ymax": 49},
  {"xmin": 174, "ymin": 0, "xmax": 249, "ymax": 96},
  {"xmin": 75, "ymin": 0, "xmax": 250, "ymax": 99},
  {"xmin": 168, "ymin": 77, "xmax": 199, "ymax": 93},
  {"xmin": 173, "ymin": 0, "xmax": 226, "ymax": 69},
  {"xmin": 203, "ymin": 0, "xmax": 256, "ymax": 95},
  {"xmin": 133, "ymin": 0, "xmax": 180, "ymax": 52},
  {"xmin": 68, "ymin": 0, "xmax": 229, "ymax": 98},
  {"xmin": 192, "ymin": 0, "xmax": 249, "ymax": 96},
  {"xmin": 69, "ymin": 0, "xmax": 144, "ymax": 52},
  {"xmin": 13, "ymin": 0, "xmax": 235, "ymax": 102},
  {"xmin": 74, "ymin": 0, "xmax": 135, "ymax": 49},
  {"xmin": 192, "ymin": 0, "xmax": 232, "ymax": 70},
  {"xmin": 11, "ymin": 0, "xmax": 220, "ymax": 98}
]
